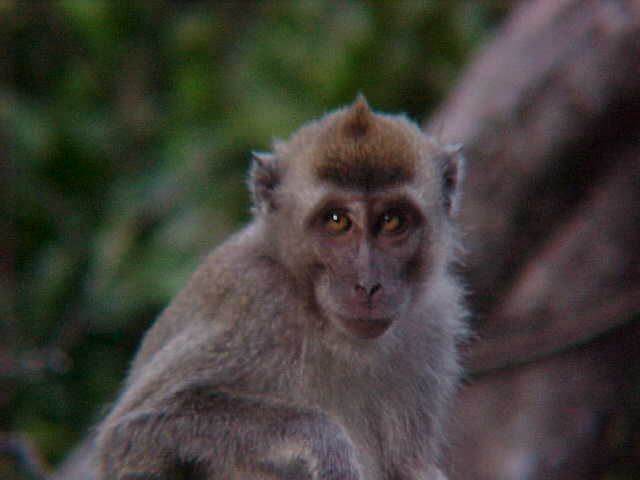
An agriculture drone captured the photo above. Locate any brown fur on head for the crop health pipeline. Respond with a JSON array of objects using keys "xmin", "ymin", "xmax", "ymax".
[
  {"xmin": 251, "ymin": 95, "xmax": 462, "ymax": 218},
  {"xmin": 312, "ymin": 94, "xmax": 418, "ymax": 190}
]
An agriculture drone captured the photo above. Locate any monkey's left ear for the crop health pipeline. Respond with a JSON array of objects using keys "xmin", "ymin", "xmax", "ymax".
[
  {"xmin": 249, "ymin": 151, "xmax": 281, "ymax": 213},
  {"xmin": 441, "ymin": 143, "xmax": 465, "ymax": 215}
]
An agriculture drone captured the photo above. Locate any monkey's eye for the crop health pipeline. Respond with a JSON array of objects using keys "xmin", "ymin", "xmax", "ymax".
[
  {"xmin": 379, "ymin": 211, "xmax": 407, "ymax": 236},
  {"xmin": 323, "ymin": 211, "xmax": 352, "ymax": 235}
]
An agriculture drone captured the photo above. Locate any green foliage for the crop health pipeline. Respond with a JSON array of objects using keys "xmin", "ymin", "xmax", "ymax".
[{"xmin": 4, "ymin": 0, "xmax": 506, "ymax": 469}]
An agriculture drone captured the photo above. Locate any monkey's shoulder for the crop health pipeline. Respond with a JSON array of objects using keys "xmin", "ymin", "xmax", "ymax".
[
  {"xmin": 186, "ymin": 227, "xmax": 297, "ymax": 320},
  {"xmin": 131, "ymin": 226, "xmax": 298, "ymax": 370}
]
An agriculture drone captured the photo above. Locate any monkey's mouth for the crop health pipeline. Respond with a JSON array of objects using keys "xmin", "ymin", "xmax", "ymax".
[{"xmin": 339, "ymin": 316, "xmax": 392, "ymax": 340}]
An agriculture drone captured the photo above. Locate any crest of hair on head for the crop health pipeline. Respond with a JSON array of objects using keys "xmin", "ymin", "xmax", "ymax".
[
  {"xmin": 340, "ymin": 93, "xmax": 372, "ymax": 139},
  {"xmin": 312, "ymin": 95, "xmax": 418, "ymax": 190}
]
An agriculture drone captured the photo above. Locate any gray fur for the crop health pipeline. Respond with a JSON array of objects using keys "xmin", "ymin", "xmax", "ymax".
[{"xmin": 95, "ymin": 98, "xmax": 468, "ymax": 480}]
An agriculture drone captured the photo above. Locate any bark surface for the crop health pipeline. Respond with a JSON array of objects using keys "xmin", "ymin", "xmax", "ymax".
[{"xmin": 428, "ymin": 1, "xmax": 640, "ymax": 478}]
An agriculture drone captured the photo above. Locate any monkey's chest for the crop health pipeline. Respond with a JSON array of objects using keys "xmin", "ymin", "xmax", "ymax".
[{"xmin": 319, "ymin": 380, "xmax": 430, "ymax": 479}]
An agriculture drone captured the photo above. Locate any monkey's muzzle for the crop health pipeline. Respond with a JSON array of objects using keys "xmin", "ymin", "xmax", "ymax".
[{"xmin": 340, "ymin": 316, "xmax": 393, "ymax": 339}]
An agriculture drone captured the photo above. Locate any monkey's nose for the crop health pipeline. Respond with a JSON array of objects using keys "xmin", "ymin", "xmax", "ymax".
[{"xmin": 355, "ymin": 283, "xmax": 382, "ymax": 301}]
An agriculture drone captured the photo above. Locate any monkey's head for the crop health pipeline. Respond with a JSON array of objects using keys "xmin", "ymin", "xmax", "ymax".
[{"xmin": 249, "ymin": 96, "xmax": 464, "ymax": 341}]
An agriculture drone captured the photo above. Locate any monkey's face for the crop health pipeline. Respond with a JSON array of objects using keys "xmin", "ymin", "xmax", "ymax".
[
  {"xmin": 305, "ymin": 189, "xmax": 431, "ymax": 340},
  {"xmin": 250, "ymin": 95, "xmax": 461, "ymax": 341}
]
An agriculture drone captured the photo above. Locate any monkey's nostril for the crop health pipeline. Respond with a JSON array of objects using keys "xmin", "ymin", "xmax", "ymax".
[{"xmin": 355, "ymin": 283, "xmax": 382, "ymax": 299}]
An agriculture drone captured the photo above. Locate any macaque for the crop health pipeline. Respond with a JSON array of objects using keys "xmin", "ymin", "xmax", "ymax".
[{"xmin": 96, "ymin": 96, "xmax": 467, "ymax": 479}]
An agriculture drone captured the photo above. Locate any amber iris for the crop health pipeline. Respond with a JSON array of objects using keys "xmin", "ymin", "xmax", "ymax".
[
  {"xmin": 324, "ymin": 212, "xmax": 351, "ymax": 234},
  {"xmin": 379, "ymin": 212, "xmax": 405, "ymax": 235}
]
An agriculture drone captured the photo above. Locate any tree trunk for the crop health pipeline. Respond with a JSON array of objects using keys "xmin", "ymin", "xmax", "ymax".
[{"xmin": 428, "ymin": 0, "xmax": 640, "ymax": 478}]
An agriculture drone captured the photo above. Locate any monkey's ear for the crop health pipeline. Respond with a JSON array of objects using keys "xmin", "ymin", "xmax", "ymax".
[
  {"xmin": 440, "ymin": 143, "xmax": 465, "ymax": 215},
  {"xmin": 249, "ymin": 151, "xmax": 281, "ymax": 212}
]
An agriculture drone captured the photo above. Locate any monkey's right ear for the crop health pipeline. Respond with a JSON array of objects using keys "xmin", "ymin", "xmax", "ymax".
[
  {"xmin": 249, "ymin": 151, "xmax": 281, "ymax": 212},
  {"xmin": 441, "ymin": 143, "xmax": 466, "ymax": 215}
]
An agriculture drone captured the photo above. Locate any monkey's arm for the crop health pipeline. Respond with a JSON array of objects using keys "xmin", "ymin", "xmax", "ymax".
[{"xmin": 97, "ymin": 386, "xmax": 363, "ymax": 480}]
